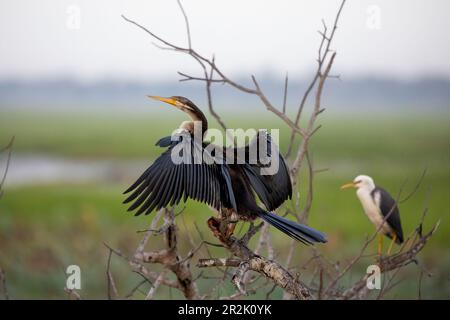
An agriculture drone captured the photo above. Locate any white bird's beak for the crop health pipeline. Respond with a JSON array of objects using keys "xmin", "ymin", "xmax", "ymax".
[{"xmin": 340, "ymin": 182, "xmax": 356, "ymax": 190}]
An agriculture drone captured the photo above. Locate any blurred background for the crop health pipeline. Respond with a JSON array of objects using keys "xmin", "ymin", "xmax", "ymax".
[{"xmin": 0, "ymin": 0, "xmax": 449, "ymax": 299}]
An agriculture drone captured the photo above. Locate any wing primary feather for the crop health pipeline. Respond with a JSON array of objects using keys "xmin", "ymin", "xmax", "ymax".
[
  {"xmin": 171, "ymin": 164, "xmax": 183, "ymax": 206},
  {"xmin": 159, "ymin": 165, "xmax": 177, "ymax": 209},
  {"xmin": 153, "ymin": 162, "xmax": 177, "ymax": 212},
  {"xmin": 135, "ymin": 160, "xmax": 172, "ymax": 215},
  {"xmin": 205, "ymin": 165, "xmax": 212, "ymax": 206},
  {"xmin": 129, "ymin": 159, "xmax": 168, "ymax": 213},
  {"xmin": 123, "ymin": 160, "xmax": 165, "ymax": 204},
  {"xmin": 221, "ymin": 165, "xmax": 237, "ymax": 211},
  {"xmin": 183, "ymin": 162, "xmax": 190, "ymax": 202},
  {"xmin": 123, "ymin": 164, "xmax": 154, "ymax": 194},
  {"xmin": 126, "ymin": 135, "xmax": 239, "ymax": 215},
  {"xmin": 126, "ymin": 186, "xmax": 152, "ymax": 211},
  {"xmin": 200, "ymin": 164, "xmax": 206, "ymax": 203}
]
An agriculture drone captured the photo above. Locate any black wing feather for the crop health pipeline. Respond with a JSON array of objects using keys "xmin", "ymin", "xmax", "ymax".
[
  {"xmin": 241, "ymin": 131, "xmax": 292, "ymax": 211},
  {"xmin": 124, "ymin": 131, "xmax": 236, "ymax": 215},
  {"xmin": 371, "ymin": 187, "xmax": 404, "ymax": 243},
  {"xmin": 220, "ymin": 165, "xmax": 237, "ymax": 211},
  {"xmin": 170, "ymin": 164, "xmax": 183, "ymax": 206}
]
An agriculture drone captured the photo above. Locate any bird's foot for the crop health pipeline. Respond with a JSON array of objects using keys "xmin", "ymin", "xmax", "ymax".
[
  {"xmin": 207, "ymin": 217, "xmax": 228, "ymax": 243},
  {"xmin": 225, "ymin": 221, "xmax": 237, "ymax": 238},
  {"xmin": 386, "ymin": 234, "xmax": 397, "ymax": 256},
  {"xmin": 207, "ymin": 216, "xmax": 237, "ymax": 242}
]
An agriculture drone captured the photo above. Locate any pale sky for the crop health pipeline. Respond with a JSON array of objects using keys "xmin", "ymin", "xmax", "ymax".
[{"xmin": 1, "ymin": 0, "xmax": 449, "ymax": 82}]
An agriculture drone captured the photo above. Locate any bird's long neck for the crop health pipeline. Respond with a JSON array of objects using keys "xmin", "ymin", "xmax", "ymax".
[
  {"xmin": 185, "ymin": 109, "xmax": 208, "ymax": 136},
  {"xmin": 356, "ymin": 185, "xmax": 375, "ymax": 202}
]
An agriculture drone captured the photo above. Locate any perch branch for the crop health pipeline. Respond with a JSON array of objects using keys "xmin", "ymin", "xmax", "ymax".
[
  {"xmin": 340, "ymin": 222, "xmax": 438, "ymax": 300},
  {"xmin": 201, "ymin": 216, "xmax": 312, "ymax": 299},
  {"xmin": 132, "ymin": 209, "xmax": 199, "ymax": 299}
]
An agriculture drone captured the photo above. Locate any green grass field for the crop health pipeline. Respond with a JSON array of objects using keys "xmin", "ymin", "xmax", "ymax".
[{"xmin": 0, "ymin": 110, "xmax": 449, "ymax": 299}]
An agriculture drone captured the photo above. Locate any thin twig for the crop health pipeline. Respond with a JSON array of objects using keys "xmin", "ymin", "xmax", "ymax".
[
  {"xmin": 177, "ymin": 0, "xmax": 192, "ymax": 49},
  {"xmin": 0, "ymin": 136, "xmax": 14, "ymax": 197},
  {"xmin": 106, "ymin": 248, "xmax": 119, "ymax": 300},
  {"xmin": 282, "ymin": 73, "xmax": 289, "ymax": 114},
  {"xmin": 145, "ymin": 270, "xmax": 167, "ymax": 300},
  {"xmin": 0, "ymin": 267, "xmax": 9, "ymax": 300}
]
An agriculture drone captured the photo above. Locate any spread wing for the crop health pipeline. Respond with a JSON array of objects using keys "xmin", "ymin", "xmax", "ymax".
[
  {"xmin": 240, "ymin": 131, "xmax": 292, "ymax": 211},
  {"xmin": 123, "ymin": 131, "xmax": 236, "ymax": 215}
]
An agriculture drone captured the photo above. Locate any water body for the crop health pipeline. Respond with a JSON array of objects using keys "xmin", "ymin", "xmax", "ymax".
[{"xmin": 1, "ymin": 154, "xmax": 149, "ymax": 186}]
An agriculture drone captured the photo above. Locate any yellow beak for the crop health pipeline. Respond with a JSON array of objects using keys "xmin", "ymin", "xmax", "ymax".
[
  {"xmin": 147, "ymin": 95, "xmax": 178, "ymax": 106},
  {"xmin": 340, "ymin": 182, "xmax": 356, "ymax": 190}
]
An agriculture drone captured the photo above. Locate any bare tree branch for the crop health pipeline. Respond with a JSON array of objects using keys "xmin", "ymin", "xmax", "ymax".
[
  {"xmin": 202, "ymin": 215, "xmax": 312, "ymax": 299},
  {"xmin": 133, "ymin": 209, "xmax": 199, "ymax": 299},
  {"xmin": 176, "ymin": 0, "xmax": 192, "ymax": 49},
  {"xmin": 340, "ymin": 222, "xmax": 438, "ymax": 300},
  {"xmin": 290, "ymin": 52, "xmax": 337, "ymax": 190},
  {"xmin": 286, "ymin": 0, "xmax": 346, "ymax": 158},
  {"xmin": 0, "ymin": 136, "xmax": 14, "ymax": 198},
  {"xmin": 106, "ymin": 247, "xmax": 119, "ymax": 300},
  {"xmin": 282, "ymin": 73, "xmax": 289, "ymax": 114},
  {"xmin": 0, "ymin": 267, "xmax": 9, "ymax": 300},
  {"xmin": 145, "ymin": 270, "xmax": 167, "ymax": 300}
]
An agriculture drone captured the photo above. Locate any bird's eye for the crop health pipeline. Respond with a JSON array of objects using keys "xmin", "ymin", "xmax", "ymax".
[{"xmin": 355, "ymin": 180, "xmax": 362, "ymax": 184}]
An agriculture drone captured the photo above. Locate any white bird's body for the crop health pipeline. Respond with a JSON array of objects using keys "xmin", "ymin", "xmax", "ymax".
[
  {"xmin": 356, "ymin": 186, "xmax": 393, "ymax": 235},
  {"xmin": 341, "ymin": 174, "xmax": 404, "ymax": 253}
]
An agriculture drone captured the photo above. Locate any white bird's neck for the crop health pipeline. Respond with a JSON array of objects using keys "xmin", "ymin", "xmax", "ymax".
[{"xmin": 356, "ymin": 184, "xmax": 375, "ymax": 199}]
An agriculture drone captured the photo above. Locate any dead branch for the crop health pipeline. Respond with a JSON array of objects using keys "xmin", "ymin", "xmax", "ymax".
[
  {"xmin": 132, "ymin": 209, "xmax": 199, "ymax": 299},
  {"xmin": 0, "ymin": 138, "xmax": 14, "ymax": 300},
  {"xmin": 106, "ymin": 248, "xmax": 119, "ymax": 299},
  {"xmin": 200, "ymin": 216, "xmax": 312, "ymax": 299},
  {"xmin": 0, "ymin": 136, "xmax": 14, "ymax": 198},
  {"xmin": 286, "ymin": 1, "xmax": 346, "ymax": 158},
  {"xmin": 125, "ymin": 279, "xmax": 148, "ymax": 299},
  {"xmin": 289, "ymin": 52, "xmax": 336, "ymax": 191},
  {"xmin": 338, "ymin": 222, "xmax": 438, "ymax": 300},
  {"xmin": 145, "ymin": 270, "xmax": 167, "ymax": 300},
  {"xmin": 197, "ymin": 258, "xmax": 241, "ymax": 268},
  {"xmin": 0, "ymin": 267, "xmax": 9, "ymax": 300}
]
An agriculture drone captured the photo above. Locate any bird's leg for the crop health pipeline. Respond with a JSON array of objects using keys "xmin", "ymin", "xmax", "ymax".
[
  {"xmin": 377, "ymin": 234, "xmax": 383, "ymax": 257},
  {"xmin": 387, "ymin": 234, "xmax": 397, "ymax": 255},
  {"xmin": 209, "ymin": 209, "xmax": 237, "ymax": 240},
  {"xmin": 224, "ymin": 211, "xmax": 239, "ymax": 238},
  {"xmin": 226, "ymin": 222, "xmax": 236, "ymax": 238},
  {"xmin": 207, "ymin": 216, "xmax": 227, "ymax": 243},
  {"xmin": 216, "ymin": 208, "xmax": 229, "ymax": 237}
]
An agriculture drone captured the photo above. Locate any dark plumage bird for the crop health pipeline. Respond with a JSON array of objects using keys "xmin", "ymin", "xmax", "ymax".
[
  {"xmin": 341, "ymin": 175, "xmax": 404, "ymax": 254},
  {"xmin": 123, "ymin": 96, "xmax": 327, "ymax": 245}
]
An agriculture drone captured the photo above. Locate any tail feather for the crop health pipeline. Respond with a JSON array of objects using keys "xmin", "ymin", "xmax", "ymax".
[{"xmin": 257, "ymin": 211, "xmax": 327, "ymax": 245}]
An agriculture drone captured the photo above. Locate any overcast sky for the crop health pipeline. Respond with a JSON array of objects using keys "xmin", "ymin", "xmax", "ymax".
[{"xmin": 1, "ymin": 0, "xmax": 449, "ymax": 82}]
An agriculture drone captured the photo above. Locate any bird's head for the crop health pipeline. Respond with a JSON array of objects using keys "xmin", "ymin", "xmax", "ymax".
[
  {"xmin": 148, "ymin": 95, "xmax": 208, "ymax": 134},
  {"xmin": 341, "ymin": 174, "xmax": 375, "ymax": 191},
  {"xmin": 148, "ymin": 95, "xmax": 202, "ymax": 116}
]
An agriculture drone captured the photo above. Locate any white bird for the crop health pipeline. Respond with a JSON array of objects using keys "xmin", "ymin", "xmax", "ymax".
[{"xmin": 341, "ymin": 175, "xmax": 404, "ymax": 255}]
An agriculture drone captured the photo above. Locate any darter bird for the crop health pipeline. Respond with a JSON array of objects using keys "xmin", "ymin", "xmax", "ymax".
[
  {"xmin": 123, "ymin": 96, "xmax": 327, "ymax": 245},
  {"xmin": 341, "ymin": 175, "xmax": 404, "ymax": 255}
]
